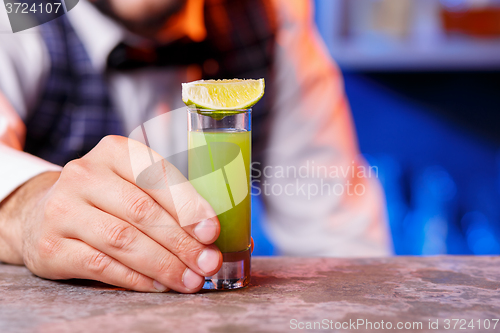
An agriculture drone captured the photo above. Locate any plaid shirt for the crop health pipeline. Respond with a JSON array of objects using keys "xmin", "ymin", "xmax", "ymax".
[{"xmin": 24, "ymin": 0, "xmax": 277, "ymax": 166}]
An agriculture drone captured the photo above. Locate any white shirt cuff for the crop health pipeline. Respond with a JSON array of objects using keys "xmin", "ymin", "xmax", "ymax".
[{"xmin": 0, "ymin": 144, "xmax": 62, "ymax": 202}]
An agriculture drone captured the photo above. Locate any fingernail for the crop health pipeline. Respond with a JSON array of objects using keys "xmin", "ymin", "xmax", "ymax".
[
  {"xmin": 194, "ymin": 219, "xmax": 217, "ymax": 243},
  {"xmin": 153, "ymin": 280, "xmax": 168, "ymax": 292},
  {"xmin": 183, "ymin": 268, "xmax": 203, "ymax": 290},
  {"xmin": 197, "ymin": 248, "xmax": 220, "ymax": 274}
]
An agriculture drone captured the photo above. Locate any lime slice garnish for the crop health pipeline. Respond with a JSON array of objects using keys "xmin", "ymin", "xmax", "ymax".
[{"xmin": 182, "ymin": 78, "xmax": 265, "ymax": 110}]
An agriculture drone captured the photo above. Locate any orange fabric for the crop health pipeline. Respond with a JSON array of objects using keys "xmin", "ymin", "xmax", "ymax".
[
  {"xmin": 155, "ymin": 0, "xmax": 207, "ymax": 43},
  {"xmin": 0, "ymin": 91, "xmax": 25, "ymax": 150}
]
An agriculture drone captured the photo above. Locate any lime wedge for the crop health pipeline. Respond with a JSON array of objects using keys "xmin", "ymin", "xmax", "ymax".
[{"xmin": 182, "ymin": 79, "xmax": 265, "ymax": 110}]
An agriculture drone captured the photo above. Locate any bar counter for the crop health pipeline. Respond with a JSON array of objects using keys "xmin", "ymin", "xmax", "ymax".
[{"xmin": 1, "ymin": 256, "xmax": 499, "ymax": 332}]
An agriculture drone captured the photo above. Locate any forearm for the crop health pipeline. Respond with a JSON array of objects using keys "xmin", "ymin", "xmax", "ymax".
[{"xmin": 0, "ymin": 171, "xmax": 60, "ymax": 264}]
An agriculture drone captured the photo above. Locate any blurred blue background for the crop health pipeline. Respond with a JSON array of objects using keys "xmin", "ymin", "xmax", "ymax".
[{"xmin": 252, "ymin": 0, "xmax": 500, "ymax": 256}]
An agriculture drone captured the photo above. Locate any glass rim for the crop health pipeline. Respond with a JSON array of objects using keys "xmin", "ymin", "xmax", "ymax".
[{"xmin": 187, "ymin": 107, "xmax": 251, "ymax": 113}]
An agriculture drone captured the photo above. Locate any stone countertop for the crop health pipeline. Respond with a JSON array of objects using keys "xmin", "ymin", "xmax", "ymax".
[{"xmin": 1, "ymin": 256, "xmax": 500, "ymax": 333}]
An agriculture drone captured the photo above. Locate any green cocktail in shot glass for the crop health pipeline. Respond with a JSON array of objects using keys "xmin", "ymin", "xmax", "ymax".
[
  {"xmin": 183, "ymin": 79, "xmax": 264, "ymax": 290},
  {"xmin": 188, "ymin": 109, "xmax": 251, "ymax": 289}
]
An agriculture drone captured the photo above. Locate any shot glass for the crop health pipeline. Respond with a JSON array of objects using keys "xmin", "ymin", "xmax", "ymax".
[{"xmin": 187, "ymin": 108, "xmax": 251, "ymax": 290}]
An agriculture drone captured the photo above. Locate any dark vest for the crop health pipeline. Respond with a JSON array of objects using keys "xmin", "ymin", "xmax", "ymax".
[
  {"xmin": 24, "ymin": 0, "xmax": 276, "ymax": 166},
  {"xmin": 24, "ymin": 16, "xmax": 123, "ymax": 166}
]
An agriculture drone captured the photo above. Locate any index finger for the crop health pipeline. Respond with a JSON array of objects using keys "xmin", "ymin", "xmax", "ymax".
[{"xmin": 88, "ymin": 135, "xmax": 217, "ymax": 228}]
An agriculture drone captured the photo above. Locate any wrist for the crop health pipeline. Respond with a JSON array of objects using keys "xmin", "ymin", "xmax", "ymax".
[{"xmin": 0, "ymin": 171, "xmax": 60, "ymax": 264}]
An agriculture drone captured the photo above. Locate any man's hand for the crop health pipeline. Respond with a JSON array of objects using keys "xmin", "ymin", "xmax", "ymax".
[{"xmin": 0, "ymin": 135, "xmax": 222, "ymax": 293}]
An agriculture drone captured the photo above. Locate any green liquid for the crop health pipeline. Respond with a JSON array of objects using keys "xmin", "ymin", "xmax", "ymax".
[{"xmin": 188, "ymin": 130, "xmax": 251, "ymax": 253}]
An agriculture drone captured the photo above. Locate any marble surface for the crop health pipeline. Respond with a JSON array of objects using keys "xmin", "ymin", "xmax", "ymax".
[{"xmin": 1, "ymin": 256, "xmax": 500, "ymax": 332}]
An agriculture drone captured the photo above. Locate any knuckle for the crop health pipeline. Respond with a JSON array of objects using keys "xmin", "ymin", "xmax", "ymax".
[
  {"xmin": 99, "ymin": 135, "xmax": 123, "ymax": 148},
  {"xmin": 44, "ymin": 195, "xmax": 68, "ymax": 219},
  {"xmin": 61, "ymin": 159, "xmax": 90, "ymax": 182},
  {"xmin": 123, "ymin": 269, "xmax": 143, "ymax": 288},
  {"xmin": 171, "ymin": 231, "xmax": 195, "ymax": 254},
  {"xmin": 103, "ymin": 223, "xmax": 137, "ymax": 251},
  {"xmin": 137, "ymin": 162, "xmax": 166, "ymax": 190},
  {"xmin": 85, "ymin": 251, "xmax": 113, "ymax": 276},
  {"xmin": 123, "ymin": 192, "xmax": 158, "ymax": 225},
  {"xmin": 87, "ymin": 135, "xmax": 124, "ymax": 160},
  {"xmin": 176, "ymin": 197, "xmax": 198, "ymax": 224},
  {"xmin": 37, "ymin": 236, "xmax": 62, "ymax": 259},
  {"xmin": 156, "ymin": 255, "xmax": 175, "ymax": 276},
  {"xmin": 95, "ymin": 135, "xmax": 124, "ymax": 153}
]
